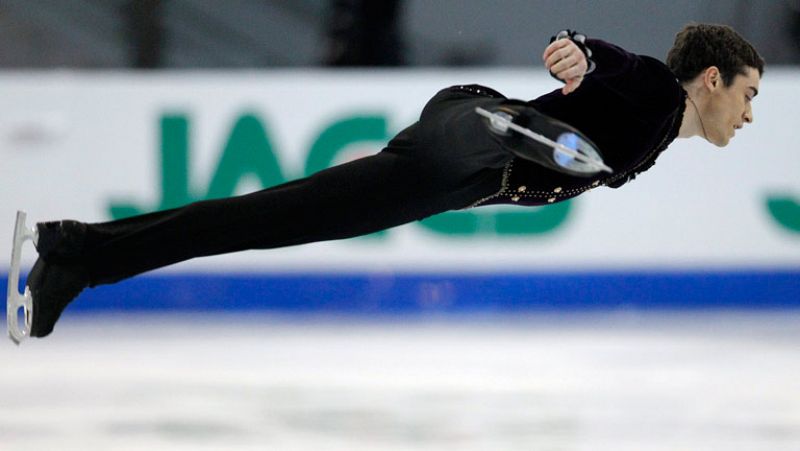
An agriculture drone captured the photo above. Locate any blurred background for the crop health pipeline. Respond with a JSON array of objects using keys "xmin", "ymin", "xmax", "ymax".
[
  {"xmin": 1, "ymin": 1, "xmax": 799, "ymax": 450},
  {"xmin": 1, "ymin": 0, "xmax": 800, "ymax": 68}
]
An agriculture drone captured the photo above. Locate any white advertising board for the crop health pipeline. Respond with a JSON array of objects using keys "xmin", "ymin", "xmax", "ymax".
[{"xmin": 1, "ymin": 70, "xmax": 798, "ymax": 273}]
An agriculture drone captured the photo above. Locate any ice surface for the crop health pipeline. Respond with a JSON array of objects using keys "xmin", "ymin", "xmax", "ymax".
[{"xmin": 1, "ymin": 311, "xmax": 799, "ymax": 451}]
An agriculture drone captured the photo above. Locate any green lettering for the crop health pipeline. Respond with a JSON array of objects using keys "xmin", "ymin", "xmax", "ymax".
[
  {"xmin": 419, "ymin": 211, "xmax": 484, "ymax": 235},
  {"xmin": 766, "ymin": 194, "xmax": 800, "ymax": 233},
  {"xmin": 108, "ymin": 113, "xmax": 286, "ymax": 220},
  {"xmin": 108, "ymin": 111, "xmax": 573, "ymax": 238},
  {"xmin": 420, "ymin": 202, "xmax": 572, "ymax": 236},
  {"xmin": 206, "ymin": 114, "xmax": 285, "ymax": 200}
]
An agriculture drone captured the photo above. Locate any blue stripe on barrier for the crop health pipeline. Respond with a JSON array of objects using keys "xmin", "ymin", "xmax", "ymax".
[{"xmin": 3, "ymin": 269, "xmax": 799, "ymax": 313}]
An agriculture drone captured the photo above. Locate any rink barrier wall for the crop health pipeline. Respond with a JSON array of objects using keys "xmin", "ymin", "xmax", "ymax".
[{"xmin": 4, "ymin": 270, "xmax": 799, "ymax": 313}]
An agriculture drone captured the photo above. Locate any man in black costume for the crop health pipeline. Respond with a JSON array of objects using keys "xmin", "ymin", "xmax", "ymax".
[{"xmin": 20, "ymin": 23, "xmax": 764, "ymax": 338}]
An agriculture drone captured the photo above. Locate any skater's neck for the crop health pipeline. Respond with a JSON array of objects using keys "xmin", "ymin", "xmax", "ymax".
[{"xmin": 678, "ymin": 83, "xmax": 708, "ymax": 140}]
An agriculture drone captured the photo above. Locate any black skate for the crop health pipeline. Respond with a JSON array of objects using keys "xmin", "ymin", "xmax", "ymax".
[
  {"xmin": 7, "ymin": 212, "xmax": 89, "ymax": 343},
  {"xmin": 475, "ymin": 104, "xmax": 612, "ymax": 176}
]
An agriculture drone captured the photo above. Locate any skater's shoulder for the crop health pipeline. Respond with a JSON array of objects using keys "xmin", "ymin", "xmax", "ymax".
[
  {"xmin": 584, "ymin": 38, "xmax": 674, "ymax": 80},
  {"xmin": 575, "ymin": 38, "xmax": 684, "ymax": 113}
]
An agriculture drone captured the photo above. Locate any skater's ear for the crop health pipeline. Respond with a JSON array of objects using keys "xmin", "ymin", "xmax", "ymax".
[{"xmin": 701, "ymin": 66, "xmax": 722, "ymax": 91}]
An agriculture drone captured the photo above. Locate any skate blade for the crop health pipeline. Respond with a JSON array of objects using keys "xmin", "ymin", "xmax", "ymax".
[
  {"xmin": 475, "ymin": 107, "xmax": 613, "ymax": 174},
  {"xmin": 7, "ymin": 211, "xmax": 38, "ymax": 345}
]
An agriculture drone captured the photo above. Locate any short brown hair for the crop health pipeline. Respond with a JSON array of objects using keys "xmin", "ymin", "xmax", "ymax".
[{"xmin": 666, "ymin": 23, "xmax": 765, "ymax": 86}]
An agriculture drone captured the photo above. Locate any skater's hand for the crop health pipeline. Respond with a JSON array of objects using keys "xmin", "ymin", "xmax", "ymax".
[{"xmin": 543, "ymin": 38, "xmax": 588, "ymax": 95}]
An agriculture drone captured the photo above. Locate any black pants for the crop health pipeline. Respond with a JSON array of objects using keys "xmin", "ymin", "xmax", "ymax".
[{"xmin": 80, "ymin": 87, "xmax": 513, "ymax": 286}]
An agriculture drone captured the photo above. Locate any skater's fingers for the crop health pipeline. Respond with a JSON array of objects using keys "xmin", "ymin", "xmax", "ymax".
[
  {"xmin": 552, "ymin": 61, "xmax": 587, "ymax": 91},
  {"xmin": 554, "ymin": 54, "xmax": 588, "ymax": 87},
  {"xmin": 542, "ymin": 38, "xmax": 571, "ymax": 63},
  {"xmin": 543, "ymin": 39, "xmax": 582, "ymax": 71},
  {"xmin": 548, "ymin": 53, "xmax": 580, "ymax": 77},
  {"xmin": 558, "ymin": 60, "xmax": 588, "ymax": 81},
  {"xmin": 544, "ymin": 46, "xmax": 569, "ymax": 71}
]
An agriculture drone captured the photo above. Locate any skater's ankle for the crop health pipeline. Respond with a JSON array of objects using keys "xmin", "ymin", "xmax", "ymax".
[{"xmin": 36, "ymin": 220, "xmax": 87, "ymax": 261}]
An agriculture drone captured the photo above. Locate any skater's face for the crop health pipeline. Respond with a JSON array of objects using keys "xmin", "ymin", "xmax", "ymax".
[{"xmin": 702, "ymin": 66, "xmax": 760, "ymax": 147}]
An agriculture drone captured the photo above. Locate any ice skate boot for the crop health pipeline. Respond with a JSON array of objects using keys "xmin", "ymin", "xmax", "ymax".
[
  {"xmin": 7, "ymin": 212, "xmax": 89, "ymax": 343},
  {"xmin": 476, "ymin": 104, "xmax": 612, "ymax": 176}
]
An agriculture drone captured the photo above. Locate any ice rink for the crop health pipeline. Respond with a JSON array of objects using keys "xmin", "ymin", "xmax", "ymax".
[{"xmin": 2, "ymin": 311, "xmax": 799, "ymax": 451}]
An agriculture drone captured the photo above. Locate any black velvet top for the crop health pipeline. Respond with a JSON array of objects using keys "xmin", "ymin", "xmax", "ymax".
[{"xmin": 474, "ymin": 39, "xmax": 687, "ymax": 207}]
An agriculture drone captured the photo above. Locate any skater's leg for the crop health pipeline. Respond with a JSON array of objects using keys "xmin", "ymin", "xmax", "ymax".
[
  {"xmin": 83, "ymin": 151, "xmax": 448, "ymax": 285},
  {"xmin": 27, "ymin": 149, "xmax": 479, "ymax": 337},
  {"xmin": 79, "ymin": 119, "xmax": 505, "ymax": 286},
  {"xmin": 24, "ymin": 94, "xmax": 512, "ymax": 338},
  {"xmin": 78, "ymin": 89, "xmax": 541, "ymax": 287}
]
